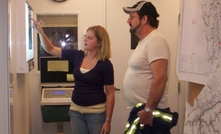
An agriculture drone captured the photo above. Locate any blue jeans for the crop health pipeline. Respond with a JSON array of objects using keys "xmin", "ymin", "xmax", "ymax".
[{"xmin": 70, "ymin": 111, "xmax": 106, "ymax": 134}]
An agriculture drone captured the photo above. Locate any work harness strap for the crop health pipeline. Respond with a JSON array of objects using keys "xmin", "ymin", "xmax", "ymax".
[{"xmin": 124, "ymin": 103, "xmax": 178, "ymax": 134}]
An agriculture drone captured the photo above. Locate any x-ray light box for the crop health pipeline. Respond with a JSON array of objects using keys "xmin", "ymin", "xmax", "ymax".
[{"xmin": 15, "ymin": 1, "xmax": 35, "ymax": 73}]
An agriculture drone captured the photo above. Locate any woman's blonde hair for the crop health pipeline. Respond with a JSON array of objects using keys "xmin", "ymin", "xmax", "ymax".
[{"xmin": 85, "ymin": 25, "xmax": 111, "ymax": 61}]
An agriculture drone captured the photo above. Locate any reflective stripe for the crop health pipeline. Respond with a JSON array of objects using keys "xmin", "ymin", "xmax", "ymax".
[
  {"xmin": 124, "ymin": 121, "xmax": 130, "ymax": 132},
  {"xmin": 153, "ymin": 110, "xmax": 173, "ymax": 123},
  {"xmin": 135, "ymin": 102, "xmax": 143, "ymax": 108},
  {"xmin": 125, "ymin": 117, "xmax": 144, "ymax": 134}
]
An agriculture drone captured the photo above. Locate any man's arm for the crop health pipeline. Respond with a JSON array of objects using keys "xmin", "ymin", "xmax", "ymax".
[
  {"xmin": 146, "ymin": 59, "xmax": 168, "ymax": 110},
  {"xmin": 138, "ymin": 59, "xmax": 168, "ymax": 125}
]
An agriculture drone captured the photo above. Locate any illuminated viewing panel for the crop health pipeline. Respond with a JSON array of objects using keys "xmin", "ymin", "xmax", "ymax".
[
  {"xmin": 25, "ymin": 2, "xmax": 34, "ymax": 61},
  {"xmin": 15, "ymin": 2, "xmax": 35, "ymax": 73}
]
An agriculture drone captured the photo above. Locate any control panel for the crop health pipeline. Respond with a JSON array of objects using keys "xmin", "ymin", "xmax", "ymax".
[{"xmin": 41, "ymin": 87, "xmax": 73, "ymax": 105}]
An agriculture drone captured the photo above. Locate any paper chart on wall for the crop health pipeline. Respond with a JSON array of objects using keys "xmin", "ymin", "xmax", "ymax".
[{"xmin": 177, "ymin": 0, "xmax": 221, "ymax": 85}]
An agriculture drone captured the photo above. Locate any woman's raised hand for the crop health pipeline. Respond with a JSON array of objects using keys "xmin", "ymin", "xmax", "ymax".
[{"xmin": 31, "ymin": 18, "xmax": 44, "ymax": 34}]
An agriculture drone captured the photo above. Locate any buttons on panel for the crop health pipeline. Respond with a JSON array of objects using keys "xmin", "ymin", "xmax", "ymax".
[{"xmin": 43, "ymin": 88, "xmax": 73, "ymax": 98}]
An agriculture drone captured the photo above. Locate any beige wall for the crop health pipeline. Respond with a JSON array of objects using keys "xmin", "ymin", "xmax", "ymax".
[{"xmin": 189, "ymin": 82, "xmax": 204, "ymax": 106}]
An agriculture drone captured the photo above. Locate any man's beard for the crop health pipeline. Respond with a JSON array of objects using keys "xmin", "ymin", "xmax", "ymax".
[{"xmin": 129, "ymin": 23, "xmax": 141, "ymax": 34}]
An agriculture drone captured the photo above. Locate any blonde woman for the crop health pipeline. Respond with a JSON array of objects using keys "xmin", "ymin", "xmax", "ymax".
[{"xmin": 32, "ymin": 19, "xmax": 115, "ymax": 134}]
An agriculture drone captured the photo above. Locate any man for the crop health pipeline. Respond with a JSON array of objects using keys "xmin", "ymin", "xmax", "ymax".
[{"xmin": 122, "ymin": 0, "xmax": 170, "ymax": 127}]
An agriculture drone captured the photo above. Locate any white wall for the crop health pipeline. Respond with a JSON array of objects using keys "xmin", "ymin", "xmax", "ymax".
[{"xmin": 9, "ymin": 0, "xmax": 33, "ymax": 133}]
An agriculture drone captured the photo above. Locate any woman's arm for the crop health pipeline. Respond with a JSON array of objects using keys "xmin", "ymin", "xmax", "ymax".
[
  {"xmin": 104, "ymin": 84, "xmax": 115, "ymax": 122},
  {"xmin": 101, "ymin": 84, "xmax": 115, "ymax": 134},
  {"xmin": 32, "ymin": 18, "xmax": 62, "ymax": 58}
]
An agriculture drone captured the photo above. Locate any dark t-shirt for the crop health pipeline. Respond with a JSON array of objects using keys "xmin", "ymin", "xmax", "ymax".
[{"xmin": 62, "ymin": 49, "xmax": 114, "ymax": 106}]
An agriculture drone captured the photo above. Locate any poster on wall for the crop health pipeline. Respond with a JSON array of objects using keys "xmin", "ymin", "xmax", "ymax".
[{"xmin": 176, "ymin": 0, "xmax": 221, "ymax": 85}]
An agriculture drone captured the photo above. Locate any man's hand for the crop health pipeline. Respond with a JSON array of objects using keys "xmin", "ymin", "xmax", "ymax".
[{"xmin": 137, "ymin": 110, "xmax": 153, "ymax": 126}]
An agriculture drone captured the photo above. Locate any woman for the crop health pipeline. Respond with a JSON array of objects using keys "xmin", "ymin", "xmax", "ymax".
[{"xmin": 32, "ymin": 19, "xmax": 115, "ymax": 134}]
